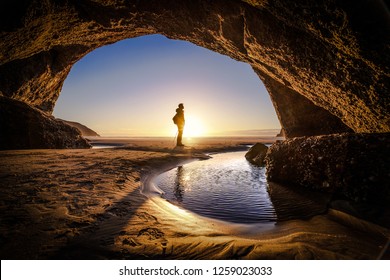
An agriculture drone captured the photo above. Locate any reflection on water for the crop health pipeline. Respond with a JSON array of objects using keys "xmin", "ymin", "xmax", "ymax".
[
  {"xmin": 174, "ymin": 166, "xmax": 185, "ymax": 203},
  {"xmin": 155, "ymin": 151, "xmax": 277, "ymax": 224}
]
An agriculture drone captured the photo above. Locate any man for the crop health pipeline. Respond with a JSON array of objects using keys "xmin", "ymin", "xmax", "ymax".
[{"xmin": 172, "ymin": 103, "xmax": 185, "ymax": 146}]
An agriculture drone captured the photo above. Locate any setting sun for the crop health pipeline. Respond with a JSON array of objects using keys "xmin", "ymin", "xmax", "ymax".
[{"xmin": 184, "ymin": 115, "xmax": 206, "ymax": 137}]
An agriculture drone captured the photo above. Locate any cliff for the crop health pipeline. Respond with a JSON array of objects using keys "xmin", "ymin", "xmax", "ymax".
[{"xmin": 58, "ymin": 119, "xmax": 100, "ymax": 137}]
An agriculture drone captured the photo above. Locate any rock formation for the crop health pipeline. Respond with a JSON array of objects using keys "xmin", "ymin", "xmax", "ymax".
[
  {"xmin": 58, "ymin": 119, "xmax": 100, "ymax": 137},
  {"xmin": 245, "ymin": 143, "xmax": 268, "ymax": 166},
  {"xmin": 261, "ymin": 76, "xmax": 354, "ymax": 138},
  {"xmin": 266, "ymin": 133, "xmax": 390, "ymax": 206},
  {"xmin": 0, "ymin": 97, "xmax": 90, "ymax": 149},
  {"xmin": 276, "ymin": 129, "xmax": 284, "ymax": 138}
]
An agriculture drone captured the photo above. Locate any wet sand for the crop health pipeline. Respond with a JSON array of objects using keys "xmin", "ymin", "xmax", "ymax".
[{"xmin": 0, "ymin": 138, "xmax": 389, "ymax": 259}]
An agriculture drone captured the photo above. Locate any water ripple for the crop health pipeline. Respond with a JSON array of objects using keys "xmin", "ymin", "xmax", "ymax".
[{"xmin": 155, "ymin": 151, "xmax": 277, "ymax": 224}]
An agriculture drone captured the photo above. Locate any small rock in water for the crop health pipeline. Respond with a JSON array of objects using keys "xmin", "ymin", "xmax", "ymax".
[{"xmin": 245, "ymin": 143, "xmax": 268, "ymax": 166}]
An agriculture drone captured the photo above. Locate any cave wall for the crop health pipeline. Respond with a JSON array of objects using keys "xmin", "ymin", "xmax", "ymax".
[
  {"xmin": 0, "ymin": 0, "xmax": 389, "ymax": 146},
  {"xmin": 260, "ymin": 73, "xmax": 354, "ymax": 138}
]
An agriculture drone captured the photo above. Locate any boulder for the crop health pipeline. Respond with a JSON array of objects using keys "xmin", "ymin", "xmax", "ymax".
[
  {"xmin": 245, "ymin": 143, "xmax": 268, "ymax": 166},
  {"xmin": 0, "ymin": 97, "xmax": 91, "ymax": 149},
  {"xmin": 265, "ymin": 133, "xmax": 390, "ymax": 207}
]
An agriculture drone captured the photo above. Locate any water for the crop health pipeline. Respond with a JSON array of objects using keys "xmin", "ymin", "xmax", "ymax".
[
  {"xmin": 91, "ymin": 145, "xmax": 119, "ymax": 149},
  {"xmin": 155, "ymin": 151, "xmax": 277, "ymax": 224}
]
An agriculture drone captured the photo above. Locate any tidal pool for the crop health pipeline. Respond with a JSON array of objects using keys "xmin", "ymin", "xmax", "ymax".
[{"xmin": 155, "ymin": 151, "xmax": 277, "ymax": 224}]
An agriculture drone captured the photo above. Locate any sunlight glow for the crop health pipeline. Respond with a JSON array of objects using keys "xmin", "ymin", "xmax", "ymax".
[
  {"xmin": 184, "ymin": 115, "xmax": 206, "ymax": 137},
  {"xmin": 168, "ymin": 114, "xmax": 207, "ymax": 138}
]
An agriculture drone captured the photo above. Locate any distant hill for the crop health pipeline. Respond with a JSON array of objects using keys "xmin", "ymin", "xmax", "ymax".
[
  {"xmin": 211, "ymin": 129, "xmax": 281, "ymax": 137},
  {"xmin": 58, "ymin": 119, "xmax": 100, "ymax": 137}
]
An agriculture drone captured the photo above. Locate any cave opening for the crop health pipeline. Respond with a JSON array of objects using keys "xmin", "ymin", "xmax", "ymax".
[{"xmin": 53, "ymin": 34, "xmax": 282, "ymax": 140}]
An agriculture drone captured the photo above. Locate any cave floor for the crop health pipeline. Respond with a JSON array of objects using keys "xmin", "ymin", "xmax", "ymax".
[{"xmin": 0, "ymin": 143, "xmax": 388, "ymax": 259}]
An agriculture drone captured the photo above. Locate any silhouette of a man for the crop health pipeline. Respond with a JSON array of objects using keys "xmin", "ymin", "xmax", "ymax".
[{"xmin": 173, "ymin": 103, "xmax": 185, "ymax": 146}]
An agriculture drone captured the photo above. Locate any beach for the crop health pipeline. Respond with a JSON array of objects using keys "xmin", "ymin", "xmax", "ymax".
[{"xmin": 0, "ymin": 137, "xmax": 388, "ymax": 259}]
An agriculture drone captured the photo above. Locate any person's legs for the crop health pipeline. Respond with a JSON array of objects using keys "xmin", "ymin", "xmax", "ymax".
[{"xmin": 177, "ymin": 127, "xmax": 184, "ymax": 146}]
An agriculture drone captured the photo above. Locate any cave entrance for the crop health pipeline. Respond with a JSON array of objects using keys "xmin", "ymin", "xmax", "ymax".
[
  {"xmin": 3, "ymin": 0, "xmax": 373, "ymax": 150},
  {"xmin": 53, "ymin": 34, "xmax": 281, "ymax": 141}
]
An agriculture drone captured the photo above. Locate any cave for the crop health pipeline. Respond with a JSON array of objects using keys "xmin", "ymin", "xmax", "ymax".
[{"xmin": 0, "ymin": 1, "xmax": 389, "ymax": 211}]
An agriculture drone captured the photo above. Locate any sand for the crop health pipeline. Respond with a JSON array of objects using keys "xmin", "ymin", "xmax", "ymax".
[{"xmin": 0, "ymin": 138, "xmax": 389, "ymax": 259}]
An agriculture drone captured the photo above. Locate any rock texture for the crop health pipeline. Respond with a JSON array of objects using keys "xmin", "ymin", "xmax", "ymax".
[
  {"xmin": 245, "ymin": 143, "xmax": 268, "ymax": 166},
  {"xmin": 265, "ymin": 133, "xmax": 390, "ymax": 207},
  {"xmin": 0, "ymin": 0, "xmax": 389, "ymax": 145},
  {"xmin": 261, "ymin": 76, "xmax": 354, "ymax": 138},
  {"xmin": 58, "ymin": 119, "xmax": 100, "ymax": 137},
  {"xmin": 0, "ymin": 97, "xmax": 90, "ymax": 149}
]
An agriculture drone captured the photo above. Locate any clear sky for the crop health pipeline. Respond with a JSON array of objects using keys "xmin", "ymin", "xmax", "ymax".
[{"xmin": 53, "ymin": 34, "xmax": 280, "ymax": 137}]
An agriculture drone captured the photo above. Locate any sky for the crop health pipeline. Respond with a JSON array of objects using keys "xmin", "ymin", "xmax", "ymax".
[{"xmin": 53, "ymin": 34, "xmax": 280, "ymax": 137}]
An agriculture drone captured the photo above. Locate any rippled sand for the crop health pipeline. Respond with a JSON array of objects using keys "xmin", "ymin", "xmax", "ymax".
[{"xmin": 0, "ymin": 138, "xmax": 389, "ymax": 259}]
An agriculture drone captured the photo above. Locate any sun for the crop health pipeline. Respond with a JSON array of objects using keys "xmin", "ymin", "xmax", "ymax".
[
  {"xmin": 168, "ymin": 114, "xmax": 207, "ymax": 138},
  {"xmin": 184, "ymin": 115, "xmax": 206, "ymax": 137}
]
